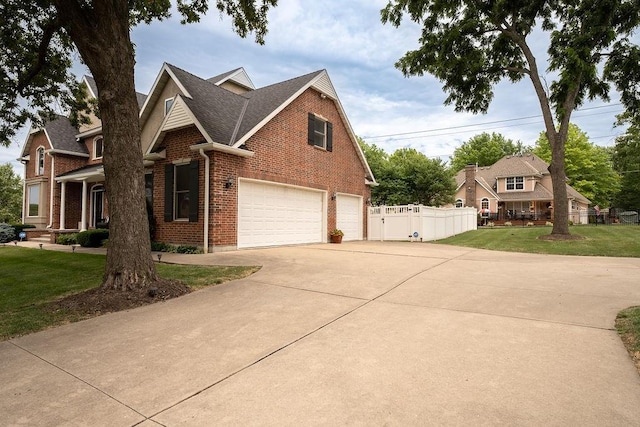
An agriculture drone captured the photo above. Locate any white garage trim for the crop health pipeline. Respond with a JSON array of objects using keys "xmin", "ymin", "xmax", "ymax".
[
  {"xmin": 237, "ymin": 179, "xmax": 327, "ymax": 249},
  {"xmin": 336, "ymin": 193, "xmax": 363, "ymax": 241}
]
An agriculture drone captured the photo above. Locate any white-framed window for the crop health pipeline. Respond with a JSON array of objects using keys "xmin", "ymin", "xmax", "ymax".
[
  {"xmin": 506, "ymin": 176, "xmax": 524, "ymax": 190},
  {"xmin": 93, "ymin": 136, "xmax": 104, "ymax": 159},
  {"xmin": 455, "ymin": 199, "xmax": 464, "ymax": 208},
  {"xmin": 481, "ymin": 198, "xmax": 489, "ymax": 210},
  {"xmin": 36, "ymin": 147, "xmax": 45, "ymax": 175},
  {"xmin": 307, "ymin": 113, "xmax": 333, "ymax": 151},
  {"xmin": 27, "ymin": 183, "xmax": 41, "ymax": 217},
  {"xmin": 174, "ymin": 163, "xmax": 190, "ymax": 220},
  {"xmin": 164, "ymin": 97, "xmax": 174, "ymax": 116}
]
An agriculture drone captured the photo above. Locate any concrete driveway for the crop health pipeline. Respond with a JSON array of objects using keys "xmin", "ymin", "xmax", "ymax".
[{"xmin": 2, "ymin": 241, "xmax": 640, "ymax": 425}]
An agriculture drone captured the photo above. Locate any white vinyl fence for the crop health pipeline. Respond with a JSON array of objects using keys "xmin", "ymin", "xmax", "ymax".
[{"xmin": 368, "ymin": 205, "xmax": 477, "ymax": 241}]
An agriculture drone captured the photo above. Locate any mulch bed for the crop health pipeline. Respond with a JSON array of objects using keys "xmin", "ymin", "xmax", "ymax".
[{"xmin": 47, "ymin": 278, "xmax": 191, "ymax": 317}]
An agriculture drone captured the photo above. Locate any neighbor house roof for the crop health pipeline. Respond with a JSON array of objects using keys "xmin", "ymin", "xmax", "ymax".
[
  {"xmin": 454, "ymin": 154, "xmax": 590, "ymax": 204},
  {"xmin": 20, "ymin": 115, "xmax": 88, "ymax": 158}
]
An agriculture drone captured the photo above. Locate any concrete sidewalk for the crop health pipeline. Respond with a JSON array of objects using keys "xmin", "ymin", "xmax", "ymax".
[{"xmin": 2, "ymin": 241, "xmax": 640, "ymax": 425}]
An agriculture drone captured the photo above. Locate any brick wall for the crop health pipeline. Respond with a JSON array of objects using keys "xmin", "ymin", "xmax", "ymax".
[{"xmin": 152, "ymin": 87, "xmax": 371, "ymax": 249}]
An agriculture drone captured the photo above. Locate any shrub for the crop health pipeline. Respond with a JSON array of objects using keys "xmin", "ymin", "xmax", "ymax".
[
  {"xmin": 545, "ymin": 221, "xmax": 553, "ymax": 227},
  {"xmin": 150, "ymin": 241, "xmax": 202, "ymax": 254},
  {"xmin": 504, "ymin": 221, "xmax": 512, "ymax": 227},
  {"xmin": 527, "ymin": 222, "xmax": 534, "ymax": 227},
  {"xmin": 56, "ymin": 233, "xmax": 78, "ymax": 245},
  {"xmin": 487, "ymin": 222, "xmax": 495, "ymax": 227},
  {"xmin": 0, "ymin": 223, "xmax": 16, "ymax": 243},
  {"xmin": 76, "ymin": 229, "xmax": 110, "ymax": 247}
]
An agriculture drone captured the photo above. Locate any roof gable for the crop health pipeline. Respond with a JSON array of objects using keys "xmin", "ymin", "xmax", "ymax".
[
  {"xmin": 21, "ymin": 115, "xmax": 87, "ymax": 158},
  {"xmin": 207, "ymin": 67, "xmax": 255, "ymax": 91}
]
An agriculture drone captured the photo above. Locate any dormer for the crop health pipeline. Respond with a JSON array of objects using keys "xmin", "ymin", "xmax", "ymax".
[{"xmin": 206, "ymin": 68, "xmax": 255, "ymax": 94}]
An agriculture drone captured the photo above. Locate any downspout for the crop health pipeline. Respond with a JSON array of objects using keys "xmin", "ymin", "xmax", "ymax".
[
  {"xmin": 198, "ymin": 149, "xmax": 210, "ymax": 253},
  {"xmin": 46, "ymin": 153, "xmax": 55, "ymax": 228},
  {"xmin": 21, "ymin": 161, "xmax": 27, "ymax": 224}
]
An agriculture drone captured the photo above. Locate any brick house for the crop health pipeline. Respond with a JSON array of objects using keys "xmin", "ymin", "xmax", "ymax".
[
  {"xmin": 452, "ymin": 154, "xmax": 590, "ymax": 224},
  {"xmin": 19, "ymin": 64, "xmax": 376, "ymax": 250}
]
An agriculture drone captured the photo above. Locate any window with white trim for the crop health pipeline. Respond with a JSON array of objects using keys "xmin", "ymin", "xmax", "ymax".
[
  {"xmin": 27, "ymin": 184, "xmax": 40, "ymax": 217},
  {"xmin": 506, "ymin": 176, "xmax": 524, "ymax": 190},
  {"xmin": 455, "ymin": 199, "xmax": 463, "ymax": 208},
  {"xmin": 481, "ymin": 198, "xmax": 489, "ymax": 210},
  {"xmin": 164, "ymin": 97, "xmax": 174, "ymax": 116},
  {"xmin": 36, "ymin": 147, "xmax": 45, "ymax": 175},
  {"xmin": 93, "ymin": 137, "xmax": 104, "ymax": 159}
]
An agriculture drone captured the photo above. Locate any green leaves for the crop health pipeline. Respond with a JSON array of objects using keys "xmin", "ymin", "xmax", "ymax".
[
  {"xmin": 449, "ymin": 132, "xmax": 525, "ymax": 172},
  {"xmin": 533, "ymin": 123, "xmax": 620, "ymax": 206},
  {"xmin": 359, "ymin": 140, "xmax": 456, "ymax": 206},
  {"xmin": 0, "ymin": 164, "xmax": 22, "ymax": 224}
]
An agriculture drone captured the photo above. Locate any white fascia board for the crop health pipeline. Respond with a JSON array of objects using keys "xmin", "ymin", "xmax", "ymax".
[
  {"xmin": 139, "ymin": 63, "xmax": 193, "ymax": 125},
  {"xmin": 190, "ymin": 141, "xmax": 254, "ymax": 158},
  {"xmin": 46, "ymin": 149, "xmax": 90, "ymax": 158},
  {"xmin": 144, "ymin": 149, "xmax": 166, "ymax": 161},
  {"xmin": 81, "ymin": 76, "xmax": 97, "ymax": 98},
  {"xmin": 75, "ymin": 126, "xmax": 103, "ymax": 139}
]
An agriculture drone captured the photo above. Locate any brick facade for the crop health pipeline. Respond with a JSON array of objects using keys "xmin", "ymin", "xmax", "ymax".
[{"xmin": 152, "ymin": 87, "xmax": 371, "ymax": 249}]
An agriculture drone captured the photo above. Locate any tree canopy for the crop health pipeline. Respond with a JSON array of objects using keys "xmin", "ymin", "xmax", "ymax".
[
  {"xmin": 360, "ymin": 140, "xmax": 455, "ymax": 206},
  {"xmin": 449, "ymin": 132, "xmax": 525, "ymax": 172},
  {"xmin": 0, "ymin": 164, "xmax": 22, "ymax": 223},
  {"xmin": 612, "ymin": 117, "xmax": 640, "ymax": 208},
  {"xmin": 533, "ymin": 123, "xmax": 620, "ymax": 207},
  {"xmin": 381, "ymin": 0, "xmax": 640, "ymax": 236},
  {"xmin": 1, "ymin": 0, "xmax": 277, "ymax": 290}
]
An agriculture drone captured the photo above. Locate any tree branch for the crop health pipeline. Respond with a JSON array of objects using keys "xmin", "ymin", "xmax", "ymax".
[{"xmin": 16, "ymin": 19, "xmax": 61, "ymax": 94}]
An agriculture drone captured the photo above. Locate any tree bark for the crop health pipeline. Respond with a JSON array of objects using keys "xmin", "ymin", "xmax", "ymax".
[{"xmin": 54, "ymin": 0, "xmax": 158, "ymax": 289}]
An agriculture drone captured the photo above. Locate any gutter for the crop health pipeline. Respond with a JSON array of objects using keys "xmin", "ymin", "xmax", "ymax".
[
  {"xmin": 190, "ymin": 141, "xmax": 254, "ymax": 158},
  {"xmin": 198, "ymin": 149, "xmax": 210, "ymax": 253},
  {"xmin": 46, "ymin": 152, "xmax": 55, "ymax": 228}
]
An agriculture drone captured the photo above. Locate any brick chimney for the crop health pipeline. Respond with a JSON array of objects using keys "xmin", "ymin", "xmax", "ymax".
[{"xmin": 465, "ymin": 164, "xmax": 477, "ymax": 208}]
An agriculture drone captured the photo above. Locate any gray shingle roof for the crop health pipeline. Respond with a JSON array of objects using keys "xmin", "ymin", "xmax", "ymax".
[
  {"xmin": 166, "ymin": 64, "xmax": 323, "ymax": 146},
  {"xmin": 46, "ymin": 115, "xmax": 87, "ymax": 154}
]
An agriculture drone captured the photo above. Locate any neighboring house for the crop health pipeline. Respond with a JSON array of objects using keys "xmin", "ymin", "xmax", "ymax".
[
  {"xmin": 451, "ymin": 154, "xmax": 590, "ymax": 224},
  {"xmin": 19, "ymin": 64, "xmax": 376, "ymax": 250}
]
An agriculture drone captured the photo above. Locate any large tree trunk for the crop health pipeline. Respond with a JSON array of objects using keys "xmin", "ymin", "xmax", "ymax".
[
  {"xmin": 55, "ymin": 0, "xmax": 158, "ymax": 290},
  {"xmin": 547, "ymin": 131, "xmax": 571, "ymax": 235}
]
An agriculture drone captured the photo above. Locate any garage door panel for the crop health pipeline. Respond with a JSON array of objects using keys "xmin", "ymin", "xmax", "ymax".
[
  {"xmin": 238, "ymin": 180, "xmax": 324, "ymax": 248},
  {"xmin": 337, "ymin": 194, "xmax": 362, "ymax": 241}
]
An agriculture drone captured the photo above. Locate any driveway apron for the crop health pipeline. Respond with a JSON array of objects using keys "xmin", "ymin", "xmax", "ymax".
[{"xmin": 2, "ymin": 241, "xmax": 640, "ymax": 426}]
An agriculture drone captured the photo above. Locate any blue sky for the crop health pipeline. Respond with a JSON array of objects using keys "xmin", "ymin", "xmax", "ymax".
[{"xmin": 2, "ymin": 0, "xmax": 633, "ymax": 175}]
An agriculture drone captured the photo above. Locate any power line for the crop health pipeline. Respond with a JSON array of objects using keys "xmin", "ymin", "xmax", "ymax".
[{"xmin": 362, "ymin": 103, "xmax": 623, "ymax": 140}]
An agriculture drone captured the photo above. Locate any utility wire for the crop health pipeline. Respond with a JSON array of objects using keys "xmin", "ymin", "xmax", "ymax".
[{"xmin": 362, "ymin": 103, "xmax": 623, "ymax": 140}]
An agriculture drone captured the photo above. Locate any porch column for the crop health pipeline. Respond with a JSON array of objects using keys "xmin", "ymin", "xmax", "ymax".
[
  {"xmin": 80, "ymin": 180, "xmax": 88, "ymax": 231},
  {"xmin": 59, "ymin": 181, "xmax": 66, "ymax": 230}
]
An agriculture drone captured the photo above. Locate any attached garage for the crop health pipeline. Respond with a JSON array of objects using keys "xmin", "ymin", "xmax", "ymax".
[
  {"xmin": 237, "ymin": 179, "xmax": 325, "ymax": 249},
  {"xmin": 336, "ymin": 194, "xmax": 363, "ymax": 241}
]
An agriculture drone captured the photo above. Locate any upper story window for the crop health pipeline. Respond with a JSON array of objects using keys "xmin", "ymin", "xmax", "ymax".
[
  {"xmin": 506, "ymin": 176, "xmax": 524, "ymax": 191},
  {"xmin": 455, "ymin": 199, "xmax": 464, "ymax": 208},
  {"xmin": 481, "ymin": 198, "xmax": 489, "ymax": 210},
  {"xmin": 93, "ymin": 137, "xmax": 104, "ymax": 159},
  {"xmin": 307, "ymin": 113, "xmax": 333, "ymax": 151},
  {"xmin": 36, "ymin": 147, "xmax": 45, "ymax": 175},
  {"xmin": 164, "ymin": 97, "xmax": 174, "ymax": 116}
]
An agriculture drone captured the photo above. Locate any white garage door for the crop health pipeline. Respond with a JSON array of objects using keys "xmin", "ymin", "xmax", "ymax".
[
  {"xmin": 238, "ymin": 180, "xmax": 324, "ymax": 248},
  {"xmin": 336, "ymin": 194, "xmax": 362, "ymax": 241}
]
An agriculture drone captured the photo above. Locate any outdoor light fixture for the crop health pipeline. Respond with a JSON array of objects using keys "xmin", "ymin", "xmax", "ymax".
[
  {"xmin": 157, "ymin": 253, "xmax": 162, "ymax": 263},
  {"xmin": 72, "ymin": 245, "xmax": 76, "ymax": 253},
  {"xmin": 331, "ymin": 192, "xmax": 337, "ymax": 200},
  {"xmin": 366, "ymin": 197, "xmax": 371, "ymax": 206},
  {"xmin": 13, "ymin": 241, "xmax": 17, "ymax": 246},
  {"xmin": 225, "ymin": 176, "xmax": 234, "ymax": 189},
  {"xmin": 39, "ymin": 243, "xmax": 43, "ymax": 249}
]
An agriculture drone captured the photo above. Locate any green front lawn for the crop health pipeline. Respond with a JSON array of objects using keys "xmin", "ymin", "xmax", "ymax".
[
  {"xmin": 435, "ymin": 225, "xmax": 640, "ymax": 257},
  {"xmin": 0, "ymin": 247, "xmax": 259, "ymax": 340}
]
